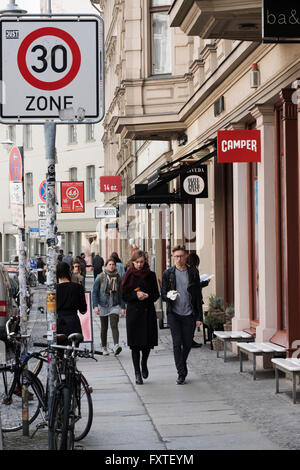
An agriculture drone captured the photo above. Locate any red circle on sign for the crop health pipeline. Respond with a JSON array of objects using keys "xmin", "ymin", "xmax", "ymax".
[
  {"xmin": 17, "ymin": 27, "xmax": 81, "ymax": 91},
  {"xmin": 39, "ymin": 180, "xmax": 47, "ymax": 202},
  {"xmin": 9, "ymin": 146, "xmax": 22, "ymax": 182}
]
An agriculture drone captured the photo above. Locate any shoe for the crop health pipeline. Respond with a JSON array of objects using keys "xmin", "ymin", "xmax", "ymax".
[
  {"xmin": 135, "ymin": 372, "xmax": 143, "ymax": 385},
  {"xmin": 114, "ymin": 344, "xmax": 122, "ymax": 356},
  {"xmin": 141, "ymin": 362, "xmax": 149, "ymax": 379},
  {"xmin": 176, "ymin": 375, "xmax": 185, "ymax": 385},
  {"xmin": 103, "ymin": 347, "xmax": 109, "ymax": 356},
  {"xmin": 191, "ymin": 340, "xmax": 202, "ymax": 348}
]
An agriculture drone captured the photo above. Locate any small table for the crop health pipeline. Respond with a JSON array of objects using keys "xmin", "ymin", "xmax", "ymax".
[
  {"xmin": 214, "ymin": 331, "xmax": 254, "ymax": 362},
  {"xmin": 272, "ymin": 358, "xmax": 300, "ymax": 404},
  {"xmin": 237, "ymin": 342, "xmax": 286, "ymax": 380}
]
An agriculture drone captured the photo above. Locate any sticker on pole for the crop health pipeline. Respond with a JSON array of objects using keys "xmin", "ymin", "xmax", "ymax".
[
  {"xmin": 0, "ymin": 16, "xmax": 104, "ymax": 123},
  {"xmin": 61, "ymin": 181, "xmax": 85, "ymax": 213}
]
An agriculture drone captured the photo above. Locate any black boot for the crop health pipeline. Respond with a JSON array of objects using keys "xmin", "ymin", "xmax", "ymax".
[
  {"xmin": 132, "ymin": 348, "xmax": 143, "ymax": 384},
  {"xmin": 135, "ymin": 372, "xmax": 143, "ymax": 385},
  {"xmin": 141, "ymin": 348, "xmax": 150, "ymax": 379}
]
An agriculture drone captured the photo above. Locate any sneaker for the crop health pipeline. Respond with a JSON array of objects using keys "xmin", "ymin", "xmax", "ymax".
[
  {"xmin": 114, "ymin": 344, "xmax": 122, "ymax": 356},
  {"xmin": 103, "ymin": 347, "xmax": 109, "ymax": 356}
]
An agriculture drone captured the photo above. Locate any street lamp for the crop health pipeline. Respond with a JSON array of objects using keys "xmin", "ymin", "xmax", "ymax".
[{"xmin": 0, "ymin": 0, "xmax": 27, "ymax": 14}]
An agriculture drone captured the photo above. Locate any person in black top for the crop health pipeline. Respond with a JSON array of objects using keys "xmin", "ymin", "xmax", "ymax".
[
  {"xmin": 92, "ymin": 253, "xmax": 104, "ymax": 279},
  {"xmin": 56, "ymin": 262, "xmax": 87, "ymax": 342}
]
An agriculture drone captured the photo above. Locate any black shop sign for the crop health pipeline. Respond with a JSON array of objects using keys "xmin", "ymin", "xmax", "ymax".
[
  {"xmin": 263, "ymin": 0, "xmax": 300, "ymax": 42},
  {"xmin": 180, "ymin": 165, "xmax": 208, "ymax": 199}
]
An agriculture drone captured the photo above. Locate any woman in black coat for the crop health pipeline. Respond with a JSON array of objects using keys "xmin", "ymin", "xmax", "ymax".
[
  {"xmin": 121, "ymin": 250, "xmax": 159, "ymax": 385},
  {"xmin": 56, "ymin": 262, "xmax": 87, "ymax": 343}
]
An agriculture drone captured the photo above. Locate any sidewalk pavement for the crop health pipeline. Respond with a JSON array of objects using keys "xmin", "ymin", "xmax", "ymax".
[{"xmin": 2, "ymin": 284, "xmax": 300, "ymax": 450}]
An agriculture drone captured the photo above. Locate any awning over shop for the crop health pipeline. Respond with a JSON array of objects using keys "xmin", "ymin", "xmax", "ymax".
[{"xmin": 127, "ymin": 140, "xmax": 217, "ymax": 206}]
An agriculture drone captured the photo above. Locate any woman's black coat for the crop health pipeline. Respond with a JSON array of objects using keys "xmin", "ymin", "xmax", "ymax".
[{"xmin": 122, "ymin": 271, "xmax": 159, "ymax": 349}]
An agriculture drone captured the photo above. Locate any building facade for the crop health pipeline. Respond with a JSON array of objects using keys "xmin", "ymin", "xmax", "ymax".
[{"xmin": 102, "ymin": 0, "xmax": 300, "ymax": 353}]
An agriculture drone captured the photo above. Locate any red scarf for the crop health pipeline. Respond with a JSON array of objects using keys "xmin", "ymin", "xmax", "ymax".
[{"xmin": 121, "ymin": 263, "xmax": 151, "ymax": 292}]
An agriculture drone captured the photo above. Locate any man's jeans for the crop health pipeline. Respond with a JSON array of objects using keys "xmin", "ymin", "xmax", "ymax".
[{"xmin": 167, "ymin": 312, "xmax": 195, "ymax": 377}]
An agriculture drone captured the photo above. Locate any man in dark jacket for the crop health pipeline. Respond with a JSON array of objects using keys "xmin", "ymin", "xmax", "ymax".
[
  {"xmin": 92, "ymin": 253, "xmax": 104, "ymax": 279},
  {"xmin": 161, "ymin": 245, "xmax": 203, "ymax": 385}
]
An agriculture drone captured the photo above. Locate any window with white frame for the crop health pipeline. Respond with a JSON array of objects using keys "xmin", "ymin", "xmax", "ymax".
[
  {"xmin": 69, "ymin": 167, "xmax": 77, "ymax": 181},
  {"xmin": 87, "ymin": 165, "xmax": 95, "ymax": 201},
  {"xmin": 150, "ymin": 0, "xmax": 172, "ymax": 75},
  {"xmin": 68, "ymin": 124, "xmax": 77, "ymax": 144},
  {"xmin": 6, "ymin": 125, "xmax": 16, "ymax": 144},
  {"xmin": 25, "ymin": 172, "xmax": 33, "ymax": 206},
  {"xmin": 23, "ymin": 125, "xmax": 32, "ymax": 149},
  {"xmin": 86, "ymin": 123, "xmax": 95, "ymax": 141}
]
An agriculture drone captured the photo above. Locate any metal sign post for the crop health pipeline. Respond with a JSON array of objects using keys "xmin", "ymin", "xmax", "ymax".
[
  {"xmin": 8, "ymin": 145, "xmax": 29, "ymax": 436},
  {"xmin": 44, "ymin": 121, "xmax": 57, "ymax": 449},
  {"xmin": 0, "ymin": 10, "xmax": 105, "ymax": 448}
]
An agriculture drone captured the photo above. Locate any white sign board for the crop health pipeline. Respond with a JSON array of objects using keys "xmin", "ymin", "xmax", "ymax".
[
  {"xmin": 0, "ymin": 16, "xmax": 104, "ymax": 123},
  {"xmin": 95, "ymin": 206, "xmax": 118, "ymax": 219},
  {"xmin": 38, "ymin": 203, "xmax": 46, "ymax": 217},
  {"xmin": 9, "ymin": 182, "xmax": 23, "ymax": 205}
]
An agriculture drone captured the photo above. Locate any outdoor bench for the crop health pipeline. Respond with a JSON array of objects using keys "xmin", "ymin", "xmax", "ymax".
[
  {"xmin": 272, "ymin": 358, "xmax": 300, "ymax": 404},
  {"xmin": 237, "ymin": 342, "xmax": 286, "ymax": 380},
  {"xmin": 214, "ymin": 330, "xmax": 254, "ymax": 362}
]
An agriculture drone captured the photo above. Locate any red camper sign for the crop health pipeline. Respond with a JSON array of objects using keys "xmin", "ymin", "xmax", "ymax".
[
  {"xmin": 217, "ymin": 130, "xmax": 261, "ymax": 163},
  {"xmin": 61, "ymin": 181, "xmax": 85, "ymax": 213}
]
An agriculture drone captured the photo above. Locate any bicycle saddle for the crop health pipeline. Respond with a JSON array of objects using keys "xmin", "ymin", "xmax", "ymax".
[{"xmin": 68, "ymin": 333, "xmax": 83, "ymax": 344}]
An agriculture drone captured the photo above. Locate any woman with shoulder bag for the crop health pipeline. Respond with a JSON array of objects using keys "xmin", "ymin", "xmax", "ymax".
[
  {"xmin": 121, "ymin": 250, "xmax": 160, "ymax": 385},
  {"xmin": 92, "ymin": 258, "xmax": 125, "ymax": 356}
]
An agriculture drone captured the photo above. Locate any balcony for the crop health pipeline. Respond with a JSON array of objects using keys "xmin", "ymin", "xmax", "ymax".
[
  {"xmin": 115, "ymin": 75, "xmax": 190, "ymax": 141},
  {"xmin": 169, "ymin": 0, "xmax": 262, "ymax": 42}
]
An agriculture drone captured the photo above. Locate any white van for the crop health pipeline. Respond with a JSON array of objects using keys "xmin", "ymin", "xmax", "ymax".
[{"xmin": 0, "ymin": 264, "xmax": 18, "ymax": 341}]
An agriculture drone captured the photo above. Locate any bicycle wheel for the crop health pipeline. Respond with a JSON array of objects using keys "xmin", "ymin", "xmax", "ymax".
[
  {"xmin": 74, "ymin": 373, "xmax": 93, "ymax": 441},
  {"xmin": 49, "ymin": 386, "xmax": 74, "ymax": 450},
  {"xmin": 0, "ymin": 368, "xmax": 42, "ymax": 432}
]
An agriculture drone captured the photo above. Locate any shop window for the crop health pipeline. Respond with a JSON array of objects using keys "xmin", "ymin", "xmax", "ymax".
[{"xmin": 248, "ymin": 162, "xmax": 259, "ymax": 325}]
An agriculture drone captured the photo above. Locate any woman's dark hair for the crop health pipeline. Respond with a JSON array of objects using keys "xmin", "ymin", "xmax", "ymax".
[
  {"xmin": 110, "ymin": 252, "xmax": 122, "ymax": 264},
  {"xmin": 56, "ymin": 262, "xmax": 71, "ymax": 282},
  {"xmin": 130, "ymin": 250, "xmax": 146, "ymax": 263},
  {"xmin": 187, "ymin": 253, "xmax": 200, "ymax": 269},
  {"xmin": 105, "ymin": 257, "xmax": 117, "ymax": 267}
]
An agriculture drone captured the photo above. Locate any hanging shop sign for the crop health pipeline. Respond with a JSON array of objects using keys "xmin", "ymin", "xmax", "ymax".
[
  {"xmin": 100, "ymin": 176, "xmax": 122, "ymax": 192},
  {"xmin": 95, "ymin": 206, "xmax": 118, "ymax": 219},
  {"xmin": 0, "ymin": 15, "xmax": 104, "ymax": 123},
  {"xmin": 180, "ymin": 165, "xmax": 208, "ymax": 199},
  {"xmin": 217, "ymin": 130, "xmax": 261, "ymax": 163},
  {"xmin": 60, "ymin": 181, "xmax": 85, "ymax": 213},
  {"xmin": 262, "ymin": 0, "xmax": 300, "ymax": 43}
]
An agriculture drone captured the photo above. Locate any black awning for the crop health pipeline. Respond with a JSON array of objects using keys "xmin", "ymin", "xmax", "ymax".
[{"xmin": 127, "ymin": 140, "xmax": 217, "ymax": 205}]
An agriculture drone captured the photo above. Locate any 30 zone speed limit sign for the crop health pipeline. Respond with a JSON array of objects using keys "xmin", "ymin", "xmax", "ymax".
[{"xmin": 0, "ymin": 16, "xmax": 104, "ymax": 123}]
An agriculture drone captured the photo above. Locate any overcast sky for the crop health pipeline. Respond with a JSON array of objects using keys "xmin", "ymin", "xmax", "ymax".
[{"xmin": 0, "ymin": 1, "xmax": 97, "ymax": 14}]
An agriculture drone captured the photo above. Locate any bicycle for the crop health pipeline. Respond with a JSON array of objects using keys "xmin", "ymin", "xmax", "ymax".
[
  {"xmin": 36, "ymin": 333, "xmax": 96, "ymax": 450},
  {"xmin": 0, "ymin": 317, "xmax": 44, "ymax": 432},
  {"xmin": 0, "ymin": 318, "xmax": 98, "ymax": 447}
]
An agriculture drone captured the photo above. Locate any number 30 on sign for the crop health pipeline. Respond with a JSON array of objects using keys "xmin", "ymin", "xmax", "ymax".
[{"xmin": 0, "ymin": 16, "xmax": 104, "ymax": 123}]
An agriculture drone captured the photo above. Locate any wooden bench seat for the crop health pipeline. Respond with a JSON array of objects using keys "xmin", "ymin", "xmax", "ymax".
[{"xmin": 237, "ymin": 342, "xmax": 286, "ymax": 380}]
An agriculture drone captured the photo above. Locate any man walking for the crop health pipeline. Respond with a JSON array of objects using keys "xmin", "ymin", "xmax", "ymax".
[{"xmin": 161, "ymin": 245, "xmax": 203, "ymax": 384}]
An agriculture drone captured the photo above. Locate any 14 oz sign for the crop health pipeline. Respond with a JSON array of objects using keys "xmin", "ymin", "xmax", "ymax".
[{"xmin": 0, "ymin": 16, "xmax": 104, "ymax": 123}]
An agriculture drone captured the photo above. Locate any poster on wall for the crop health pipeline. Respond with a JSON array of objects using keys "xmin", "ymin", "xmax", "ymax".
[{"xmin": 61, "ymin": 181, "xmax": 85, "ymax": 213}]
